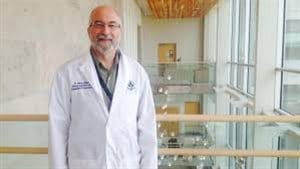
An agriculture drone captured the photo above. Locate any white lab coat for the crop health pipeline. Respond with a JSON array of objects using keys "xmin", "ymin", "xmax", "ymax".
[{"xmin": 48, "ymin": 51, "xmax": 157, "ymax": 169}]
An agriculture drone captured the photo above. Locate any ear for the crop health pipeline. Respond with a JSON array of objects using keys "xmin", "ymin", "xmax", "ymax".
[
  {"xmin": 87, "ymin": 26, "xmax": 92, "ymax": 36},
  {"xmin": 87, "ymin": 27, "xmax": 93, "ymax": 40},
  {"xmin": 87, "ymin": 26, "xmax": 90, "ymax": 34}
]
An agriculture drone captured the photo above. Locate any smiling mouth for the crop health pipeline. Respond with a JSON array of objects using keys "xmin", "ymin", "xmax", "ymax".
[{"xmin": 98, "ymin": 38, "xmax": 112, "ymax": 41}]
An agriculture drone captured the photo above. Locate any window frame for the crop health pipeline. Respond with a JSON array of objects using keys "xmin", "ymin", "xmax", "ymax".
[
  {"xmin": 275, "ymin": 0, "xmax": 300, "ymax": 115},
  {"xmin": 228, "ymin": 0, "xmax": 257, "ymax": 97}
]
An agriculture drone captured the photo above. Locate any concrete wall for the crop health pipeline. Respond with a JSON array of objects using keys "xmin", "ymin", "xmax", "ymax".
[
  {"xmin": 0, "ymin": 0, "xmax": 100, "ymax": 114},
  {"xmin": 204, "ymin": 0, "xmax": 231, "ymax": 168},
  {"xmin": 141, "ymin": 16, "xmax": 204, "ymax": 63},
  {"xmin": 204, "ymin": 5, "xmax": 218, "ymax": 62},
  {"xmin": 120, "ymin": 0, "xmax": 142, "ymax": 60},
  {"xmin": 254, "ymin": 0, "xmax": 282, "ymax": 167},
  {"xmin": 0, "ymin": 0, "xmax": 142, "ymax": 114},
  {"xmin": 255, "ymin": 0, "xmax": 279, "ymax": 115}
]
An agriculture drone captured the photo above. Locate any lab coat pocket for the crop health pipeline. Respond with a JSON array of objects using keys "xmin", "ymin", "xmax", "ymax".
[
  {"xmin": 124, "ymin": 89, "xmax": 138, "ymax": 108},
  {"xmin": 122, "ymin": 156, "xmax": 140, "ymax": 169},
  {"xmin": 68, "ymin": 126, "xmax": 104, "ymax": 160}
]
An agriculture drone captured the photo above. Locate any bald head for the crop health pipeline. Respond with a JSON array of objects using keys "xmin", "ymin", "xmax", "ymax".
[
  {"xmin": 87, "ymin": 5, "xmax": 122, "ymax": 58},
  {"xmin": 89, "ymin": 5, "xmax": 122, "ymax": 26}
]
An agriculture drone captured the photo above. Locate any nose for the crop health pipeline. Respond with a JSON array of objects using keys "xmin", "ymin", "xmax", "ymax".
[{"xmin": 101, "ymin": 25, "xmax": 111, "ymax": 35}]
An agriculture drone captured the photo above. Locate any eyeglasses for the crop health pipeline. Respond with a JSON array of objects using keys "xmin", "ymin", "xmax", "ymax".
[{"xmin": 90, "ymin": 21, "xmax": 121, "ymax": 31}]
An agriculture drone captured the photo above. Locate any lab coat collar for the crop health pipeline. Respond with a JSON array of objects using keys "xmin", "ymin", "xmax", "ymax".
[
  {"xmin": 78, "ymin": 52, "xmax": 109, "ymax": 117},
  {"xmin": 109, "ymin": 49, "xmax": 128, "ymax": 116}
]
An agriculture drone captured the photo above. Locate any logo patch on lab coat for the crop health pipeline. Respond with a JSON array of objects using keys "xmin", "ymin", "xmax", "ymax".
[
  {"xmin": 127, "ymin": 80, "xmax": 136, "ymax": 91},
  {"xmin": 71, "ymin": 81, "xmax": 92, "ymax": 91}
]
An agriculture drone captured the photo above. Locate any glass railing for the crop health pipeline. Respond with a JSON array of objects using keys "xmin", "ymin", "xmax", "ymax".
[
  {"xmin": 158, "ymin": 154, "xmax": 215, "ymax": 168},
  {"xmin": 143, "ymin": 62, "xmax": 216, "ymax": 95},
  {"xmin": 1, "ymin": 115, "xmax": 300, "ymax": 169},
  {"xmin": 0, "ymin": 154, "xmax": 48, "ymax": 169},
  {"xmin": 0, "ymin": 121, "xmax": 47, "ymax": 147},
  {"xmin": 157, "ymin": 122, "xmax": 213, "ymax": 149},
  {"xmin": 0, "ymin": 116, "xmax": 48, "ymax": 169},
  {"xmin": 158, "ymin": 156, "xmax": 300, "ymax": 169},
  {"xmin": 146, "ymin": 62, "xmax": 217, "ymax": 168}
]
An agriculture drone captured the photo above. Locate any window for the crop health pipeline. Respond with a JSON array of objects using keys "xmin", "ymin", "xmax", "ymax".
[
  {"xmin": 229, "ymin": 0, "xmax": 257, "ymax": 96},
  {"xmin": 228, "ymin": 101, "xmax": 236, "ymax": 169},
  {"xmin": 228, "ymin": 101, "xmax": 249, "ymax": 169},
  {"xmin": 228, "ymin": 1, "xmax": 258, "ymax": 166},
  {"xmin": 278, "ymin": 0, "xmax": 300, "ymax": 115},
  {"xmin": 247, "ymin": 0, "xmax": 258, "ymax": 94},
  {"xmin": 236, "ymin": 107, "xmax": 247, "ymax": 150},
  {"xmin": 276, "ymin": 133, "xmax": 300, "ymax": 169},
  {"xmin": 228, "ymin": 102, "xmax": 236, "ymax": 149}
]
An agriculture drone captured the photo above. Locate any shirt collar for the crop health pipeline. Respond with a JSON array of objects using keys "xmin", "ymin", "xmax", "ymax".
[{"xmin": 90, "ymin": 48, "xmax": 120, "ymax": 71}]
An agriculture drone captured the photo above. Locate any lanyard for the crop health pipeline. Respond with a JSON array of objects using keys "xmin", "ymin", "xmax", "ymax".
[{"xmin": 92, "ymin": 57, "xmax": 113, "ymax": 102}]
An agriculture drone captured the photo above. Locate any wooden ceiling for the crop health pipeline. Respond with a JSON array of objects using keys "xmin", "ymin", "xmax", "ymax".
[{"xmin": 146, "ymin": 0, "xmax": 218, "ymax": 18}]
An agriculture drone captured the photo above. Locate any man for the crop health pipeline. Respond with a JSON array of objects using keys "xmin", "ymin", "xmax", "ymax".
[{"xmin": 48, "ymin": 5, "xmax": 157, "ymax": 169}]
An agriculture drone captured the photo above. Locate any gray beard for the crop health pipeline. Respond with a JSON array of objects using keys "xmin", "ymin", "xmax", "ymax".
[{"xmin": 93, "ymin": 42, "xmax": 119, "ymax": 56}]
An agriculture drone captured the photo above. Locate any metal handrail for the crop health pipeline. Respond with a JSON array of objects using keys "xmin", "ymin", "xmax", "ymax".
[
  {"xmin": 156, "ymin": 114, "xmax": 300, "ymax": 122},
  {"xmin": 1, "ymin": 147, "xmax": 300, "ymax": 157},
  {"xmin": 0, "ymin": 147, "xmax": 48, "ymax": 154},
  {"xmin": 159, "ymin": 148, "xmax": 300, "ymax": 157},
  {"xmin": 1, "ymin": 114, "xmax": 300, "ymax": 157},
  {"xmin": 142, "ymin": 61, "xmax": 216, "ymax": 65},
  {"xmin": 1, "ymin": 114, "xmax": 300, "ymax": 122},
  {"xmin": 0, "ymin": 114, "xmax": 48, "ymax": 121}
]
